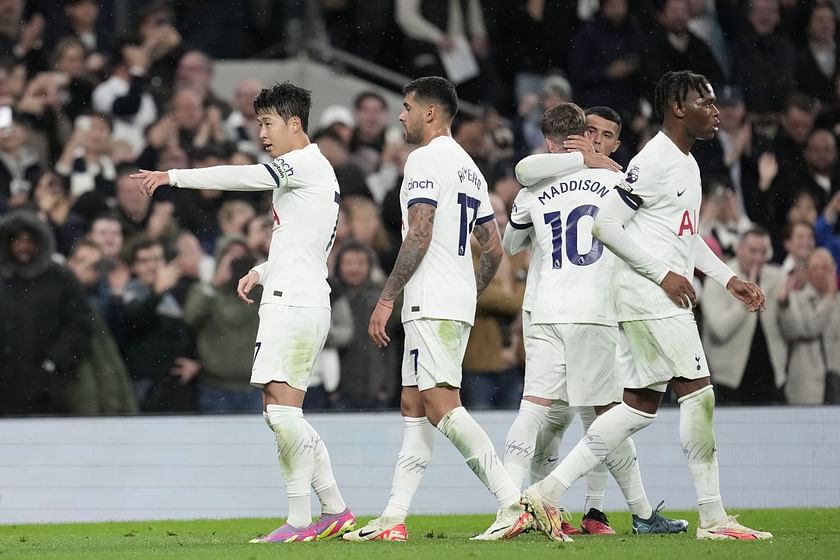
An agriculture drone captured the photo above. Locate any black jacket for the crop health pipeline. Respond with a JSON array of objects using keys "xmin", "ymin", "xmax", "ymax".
[{"xmin": 0, "ymin": 210, "xmax": 92, "ymax": 415}]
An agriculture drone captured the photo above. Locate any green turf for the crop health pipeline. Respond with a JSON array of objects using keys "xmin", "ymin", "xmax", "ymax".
[{"xmin": 2, "ymin": 509, "xmax": 837, "ymax": 560}]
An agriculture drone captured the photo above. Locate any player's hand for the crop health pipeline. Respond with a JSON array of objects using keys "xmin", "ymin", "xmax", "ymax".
[
  {"xmin": 237, "ymin": 269, "xmax": 260, "ymax": 304},
  {"xmin": 563, "ymin": 135, "xmax": 622, "ymax": 172},
  {"xmin": 727, "ymin": 276, "xmax": 765, "ymax": 312},
  {"xmin": 130, "ymin": 169, "xmax": 170, "ymax": 197},
  {"xmin": 368, "ymin": 299, "xmax": 394, "ymax": 348},
  {"xmin": 660, "ymin": 271, "xmax": 696, "ymax": 308}
]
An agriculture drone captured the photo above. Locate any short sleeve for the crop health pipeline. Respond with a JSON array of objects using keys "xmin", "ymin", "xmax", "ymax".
[
  {"xmin": 509, "ymin": 188, "xmax": 534, "ymax": 230},
  {"xmin": 401, "ymin": 151, "xmax": 441, "ymax": 207},
  {"xmin": 615, "ymin": 151, "xmax": 661, "ymax": 210}
]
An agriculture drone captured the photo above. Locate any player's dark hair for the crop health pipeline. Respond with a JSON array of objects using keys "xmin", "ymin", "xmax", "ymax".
[
  {"xmin": 254, "ymin": 81, "xmax": 312, "ymax": 133},
  {"xmin": 353, "ymin": 90, "xmax": 387, "ymax": 111},
  {"xmin": 403, "ymin": 76, "xmax": 458, "ymax": 120},
  {"xmin": 653, "ymin": 70, "xmax": 710, "ymax": 121},
  {"xmin": 585, "ymin": 106, "xmax": 622, "ymax": 134},
  {"xmin": 540, "ymin": 102, "xmax": 586, "ymax": 142}
]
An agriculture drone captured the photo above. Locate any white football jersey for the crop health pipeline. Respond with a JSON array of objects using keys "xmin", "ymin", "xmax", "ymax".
[
  {"xmin": 610, "ymin": 131, "xmax": 702, "ymax": 320},
  {"xmin": 399, "ymin": 136, "xmax": 494, "ymax": 325},
  {"xmin": 511, "ymin": 168, "xmax": 621, "ymax": 326},
  {"xmin": 169, "ymin": 143, "xmax": 340, "ymax": 309}
]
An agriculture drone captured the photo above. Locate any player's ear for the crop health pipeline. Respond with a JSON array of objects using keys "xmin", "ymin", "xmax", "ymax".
[
  {"xmin": 612, "ymin": 139, "xmax": 621, "ymax": 154},
  {"xmin": 425, "ymin": 104, "xmax": 435, "ymax": 123},
  {"xmin": 673, "ymin": 100, "xmax": 687, "ymax": 119}
]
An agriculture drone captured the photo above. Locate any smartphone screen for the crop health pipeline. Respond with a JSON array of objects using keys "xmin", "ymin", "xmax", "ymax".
[{"xmin": 0, "ymin": 106, "xmax": 12, "ymax": 133}]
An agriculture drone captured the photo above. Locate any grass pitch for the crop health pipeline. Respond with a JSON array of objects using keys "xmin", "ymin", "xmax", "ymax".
[{"xmin": 2, "ymin": 509, "xmax": 837, "ymax": 560}]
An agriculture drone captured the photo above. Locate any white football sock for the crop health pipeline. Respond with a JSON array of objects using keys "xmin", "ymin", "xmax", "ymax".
[
  {"xmin": 266, "ymin": 404, "xmax": 318, "ymax": 528},
  {"xmin": 679, "ymin": 385, "xmax": 727, "ymax": 526},
  {"xmin": 578, "ymin": 407, "xmax": 607, "ymax": 513},
  {"xmin": 539, "ymin": 402, "xmax": 655, "ymax": 504},
  {"xmin": 438, "ymin": 406, "xmax": 521, "ymax": 510},
  {"xmin": 604, "ymin": 437, "xmax": 652, "ymax": 519},
  {"xmin": 381, "ymin": 416, "xmax": 435, "ymax": 523},
  {"xmin": 503, "ymin": 399, "xmax": 550, "ymax": 489},
  {"xmin": 530, "ymin": 401, "xmax": 575, "ymax": 483},
  {"xmin": 304, "ymin": 422, "xmax": 347, "ymax": 515}
]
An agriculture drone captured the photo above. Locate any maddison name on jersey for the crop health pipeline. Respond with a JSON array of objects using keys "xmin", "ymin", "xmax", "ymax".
[{"xmin": 536, "ymin": 179, "xmax": 610, "ymax": 205}]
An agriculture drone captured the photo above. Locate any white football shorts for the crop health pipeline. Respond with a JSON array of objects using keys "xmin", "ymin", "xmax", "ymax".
[
  {"xmin": 615, "ymin": 314, "xmax": 710, "ymax": 393},
  {"xmin": 250, "ymin": 304, "xmax": 330, "ymax": 391},
  {"xmin": 401, "ymin": 318, "xmax": 471, "ymax": 391},
  {"xmin": 523, "ymin": 322, "xmax": 621, "ymax": 406}
]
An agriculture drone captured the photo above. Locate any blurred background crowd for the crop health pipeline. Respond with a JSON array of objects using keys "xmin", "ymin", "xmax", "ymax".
[{"xmin": 2, "ymin": 0, "xmax": 840, "ymax": 417}]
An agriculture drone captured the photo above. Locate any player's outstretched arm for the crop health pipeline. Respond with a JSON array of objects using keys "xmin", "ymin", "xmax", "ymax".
[
  {"xmin": 473, "ymin": 219, "xmax": 503, "ymax": 297},
  {"xmin": 368, "ymin": 202, "xmax": 436, "ymax": 348},
  {"xmin": 133, "ymin": 164, "xmax": 279, "ymax": 197}
]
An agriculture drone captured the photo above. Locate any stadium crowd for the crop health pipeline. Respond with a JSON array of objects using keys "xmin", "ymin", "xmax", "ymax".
[{"xmin": 2, "ymin": 0, "xmax": 840, "ymax": 416}]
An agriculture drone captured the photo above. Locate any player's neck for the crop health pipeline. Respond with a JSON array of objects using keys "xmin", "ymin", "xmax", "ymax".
[
  {"xmin": 661, "ymin": 124, "xmax": 695, "ymax": 155},
  {"xmin": 420, "ymin": 126, "xmax": 450, "ymax": 146}
]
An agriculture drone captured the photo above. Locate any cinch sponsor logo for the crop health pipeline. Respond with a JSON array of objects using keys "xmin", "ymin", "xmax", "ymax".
[
  {"xmin": 537, "ymin": 179, "xmax": 609, "ymax": 205},
  {"xmin": 406, "ymin": 179, "xmax": 434, "ymax": 190}
]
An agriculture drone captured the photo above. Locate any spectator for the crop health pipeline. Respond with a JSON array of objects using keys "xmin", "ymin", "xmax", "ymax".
[
  {"xmin": 87, "ymin": 212, "xmax": 130, "ymax": 329},
  {"xmin": 687, "ymin": 0, "xmax": 731, "ymax": 78},
  {"xmin": 49, "ymin": 36, "xmax": 94, "ymax": 122},
  {"xmin": 640, "ymin": 0, "xmax": 724, "ymax": 99},
  {"xmin": 814, "ymin": 190, "xmax": 840, "ymax": 271},
  {"xmin": 113, "ymin": 164, "xmax": 160, "ymax": 245},
  {"xmin": 795, "ymin": 2, "xmax": 839, "ymax": 108},
  {"xmin": 223, "ymin": 78, "xmax": 265, "ymax": 160},
  {"xmin": 568, "ymin": 0, "xmax": 644, "ymax": 125},
  {"xmin": 461, "ymin": 192, "xmax": 523, "ymax": 409},
  {"xmin": 217, "ymin": 199, "xmax": 255, "ymax": 239},
  {"xmin": 318, "ymin": 103, "xmax": 355, "ymax": 146},
  {"xmin": 793, "ymin": 128, "xmax": 840, "ymax": 212},
  {"xmin": 349, "ymin": 91, "xmax": 389, "ymax": 175},
  {"xmin": 342, "ymin": 194, "xmax": 394, "ymax": 276},
  {"xmin": 780, "ymin": 220, "xmax": 816, "ymax": 289},
  {"xmin": 0, "ymin": 1, "xmax": 47, "ymax": 74},
  {"xmin": 333, "ymin": 242, "xmax": 397, "ymax": 409},
  {"xmin": 174, "ymin": 50, "xmax": 231, "ymax": 115},
  {"xmin": 184, "ymin": 235, "xmax": 262, "ymax": 413},
  {"xmin": 0, "ymin": 209, "xmax": 92, "ymax": 415},
  {"xmin": 699, "ymin": 181, "xmax": 743, "ymax": 260},
  {"xmin": 122, "ymin": 235, "xmax": 195, "ymax": 412},
  {"xmin": 307, "ymin": 277, "xmax": 355, "ymax": 410},
  {"xmin": 54, "ymin": 112, "xmax": 116, "ymax": 199},
  {"xmin": 135, "ymin": 1, "xmax": 183, "ymax": 109},
  {"xmin": 702, "ymin": 227, "xmax": 787, "ymax": 404},
  {"xmin": 243, "ymin": 213, "xmax": 271, "ymax": 264},
  {"xmin": 60, "ymin": 0, "xmax": 108, "ymax": 57},
  {"xmin": 0, "ymin": 111, "xmax": 41, "ymax": 211},
  {"xmin": 732, "ymin": 0, "xmax": 797, "ymax": 114},
  {"xmin": 64, "ymin": 238, "xmax": 138, "ymax": 415},
  {"xmin": 31, "ymin": 170, "xmax": 85, "ymax": 256},
  {"xmin": 92, "ymin": 36, "xmax": 158, "ymax": 156},
  {"xmin": 778, "ymin": 248, "xmax": 840, "ymax": 404},
  {"xmin": 395, "ymin": 0, "xmax": 497, "ymax": 104},
  {"xmin": 314, "ymin": 127, "xmax": 371, "ymax": 198}
]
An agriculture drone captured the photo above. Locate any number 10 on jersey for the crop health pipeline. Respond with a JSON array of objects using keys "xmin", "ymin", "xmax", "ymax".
[{"xmin": 544, "ymin": 204, "xmax": 604, "ymax": 269}]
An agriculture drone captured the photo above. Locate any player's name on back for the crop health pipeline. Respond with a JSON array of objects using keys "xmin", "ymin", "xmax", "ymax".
[{"xmin": 536, "ymin": 179, "xmax": 611, "ymax": 205}]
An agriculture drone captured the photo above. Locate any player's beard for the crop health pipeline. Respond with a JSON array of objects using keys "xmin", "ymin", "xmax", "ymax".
[{"xmin": 404, "ymin": 122, "xmax": 422, "ymax": 145}]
